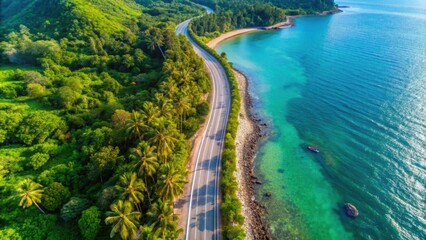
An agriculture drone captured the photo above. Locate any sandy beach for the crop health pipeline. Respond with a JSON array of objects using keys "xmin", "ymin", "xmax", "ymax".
[{"xmin": 207, "ymin": 17, "xmax": 295, "ymax": 49}]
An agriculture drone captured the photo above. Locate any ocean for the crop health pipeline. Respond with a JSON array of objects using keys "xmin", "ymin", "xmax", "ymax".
[{"xmin": 217, "ymin": 0, "xmax": 426, "ymax": 239}]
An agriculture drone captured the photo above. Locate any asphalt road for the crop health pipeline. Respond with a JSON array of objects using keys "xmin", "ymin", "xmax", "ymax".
[{"xmin": 176, "ymin": 13, "xmax": 231, "ymax": 240}]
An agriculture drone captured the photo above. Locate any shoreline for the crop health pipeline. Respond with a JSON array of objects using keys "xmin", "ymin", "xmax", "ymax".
[
  {"xmin": 207, "ymin": 17, "xmax": 295, "ymax": 49},
  {"xmin": 210, "ymin": 8, "xmax": 343, "ymax": 239},
  {"xmin": 207, "ymin": 8, "xmax": 342, "ymax": 49},
  {"xmin": 233, "ymin": 69, "xmax": 271, "ymax": 239}
]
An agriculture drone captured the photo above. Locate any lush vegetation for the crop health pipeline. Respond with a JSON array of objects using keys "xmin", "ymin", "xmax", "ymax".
[
  {"xmin": 0, "ymin": 0, "xmax": 211, "ymax": 239},
  {"xmin": 188, "ymin": 26, "xmax": 245, "ymax": 240},
  {"xmin": 190, "ymin": 0, "xmax": 336, "ymax": 41}
]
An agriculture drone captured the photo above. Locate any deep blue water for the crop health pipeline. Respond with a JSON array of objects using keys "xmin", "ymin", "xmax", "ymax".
[{"xmin": 217, "ymin": 0, "xmax": 426, "ymax": 239}]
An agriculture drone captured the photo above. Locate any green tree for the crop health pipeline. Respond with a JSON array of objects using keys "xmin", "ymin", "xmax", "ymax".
[
  {"xmin": 149, "ymin": 118, "xmax": 177, "ymax": 163},
  {"xmin": 126, "ymin": 111, "xmax": 145, "ymax": 142},
  {"xmin": 116, "ymin": 172, "xmax": 145, "ymax": 212},
  {"xmin": 88, "ymin": 146, "xmax": 120, "ymax": 183},
  {"xmin": 29, "ymin": 153, "xmax": 50, "ymax": 170},
  {"xmin": 130, "ymin": 142, "xmax": 158, "ymax": 204},
  {"xmin": 16, "ymin": 179, "xmax": 45, "ymax": 214},
  {"xmin": 105, "ymin": 200, "xmax": 141, "ymax": 240},
  {"xmin": 175, "ymin": 94, "xmax": 191, "ymax": 133},
  {"xmin": 60, "ymin": 197, "xmax": 89, "ymax": 221},
  {"xmin": 78, "ymin": 206, "xmax": 102, "ymax": 240},
  {"xmin": 147, "ymin": 199, "xmax": 179, "ymax": 239},
  {"xmin": 27, "ymin": 83, "xmax": 46, "ymax": 99},
  {"xmin": 42, "ymin": 182, "xmax": 70, "ymax": 211},
  {"xmin": 158, "ymin": 165, "xmax": 186, "ymax": 201}
]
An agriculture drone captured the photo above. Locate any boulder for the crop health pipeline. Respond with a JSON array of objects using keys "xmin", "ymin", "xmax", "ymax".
[{"xmin": 344, "ymin": 203, "xmax": 359, "ymax": 218}]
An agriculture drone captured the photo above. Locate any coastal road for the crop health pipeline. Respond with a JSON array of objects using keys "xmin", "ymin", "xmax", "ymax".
[{"xmin": 176, "ymin": 12, "xmax": 230, "ymax": 240}]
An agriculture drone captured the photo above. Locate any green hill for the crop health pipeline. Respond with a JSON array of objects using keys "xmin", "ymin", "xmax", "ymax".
[{"xmin": 1, "ymin": 0, "xmax": 143, "ymax": 39}]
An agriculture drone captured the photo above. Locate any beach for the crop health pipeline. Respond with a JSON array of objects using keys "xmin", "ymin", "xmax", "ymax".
[{"xmin": 207, "ymin": 17, "xmax": 294, "ymax": 49}]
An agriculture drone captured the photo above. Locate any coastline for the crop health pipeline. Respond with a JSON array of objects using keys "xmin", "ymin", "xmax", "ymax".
[
  {"xmin": 233, "ymin": 69, "xmax": 271, "ymax": 239},
  {"xmin": 209, "ymin": 8, "xmax": 343, "ymax": 239},
  {"xmin": 207, "ymin": 17, "xmax": 295, "ymax": 49}
]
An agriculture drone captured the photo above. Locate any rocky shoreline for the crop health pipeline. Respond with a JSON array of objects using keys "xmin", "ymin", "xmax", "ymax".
[{"xmin": 233, "ymin": 69, "xmax": 272, "ymax": 239}]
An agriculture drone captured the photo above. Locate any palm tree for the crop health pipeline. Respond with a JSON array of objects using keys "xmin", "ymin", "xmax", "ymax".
[
  {"xmin": 105, "ymin": 200, "xmax": 141, "ymax": 240},
  {"xmin": 130, "ymin": 142, "xmax": 158, "ymax": 205},
  {"xmin": 158, "ymin": 165, "xmax": 187, "ymax": 201},
  {"xmin": 16, "ymin": 179, "xmax": 45, "ymax": 214},
  {"xmin": 159, "ymin": 79, "xmax": 178, "ymax": 100},
  {"xmin": 154, "ymin": 93, "xmax": 173, "ymax": 119},
  {"xmin": 141, "ymin": 101, "xmax": 159, "ymax": 127},
  {"xmin": 115, "ymin": 173, "xmax": 145, "ymax": 212},
  {"xmin": 175, "ymin": 95, "xmax": 191, "ymax": 133},
  {"xmin": 147, "ymin": 199, "xmax": 178, "ymax": 239},
  {"xmin": 126, "ymin": 111, "xmax": 145, "ymax": 142},
  {"xmin": 144, "ymin": 27, "xmax": 165, "ymax": 60},
  {"xmin": 138, "ymin": 224, "xmax": 157, "ymax": 240},
  {"xmin": 130, "ymin": 142, "xmax": 158, "ymax": 178},
  {"xmin": 149, "ymin": 118, "xmax": 177, "ymax": 163}
]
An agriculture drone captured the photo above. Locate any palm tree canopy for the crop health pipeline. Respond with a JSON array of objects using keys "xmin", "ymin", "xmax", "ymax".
[
  {"xmin": 158, "ymin": 166, "xmax": 187, "ymax": 201},
  {"xmin": 17, "ymin": 179, "xmax": 44, "ymax": 208},
  {"xmin": 130, "ymin": 142, "xmax": 158, "ymax": 178},
  {"xmin": 116, "ymin": 173, "xmax": 145, "ymax": 204},
  {"xmin": 125, "ymin": 111, "xmax": 145, "ymax": 141},
  {"xmin": 149, "ymin": 118, "xmax": 178, "ymax": 162},
  {"xmin": 105, "ymin": 200, "xmax": 141, "ymax": 240},
  {"xmin": 147, "ymin": 199, "xmax": 178, "ymax": 238}
]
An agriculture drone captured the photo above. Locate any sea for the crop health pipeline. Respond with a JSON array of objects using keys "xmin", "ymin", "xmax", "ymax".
[{"xmin": 217, "ymin": 0, "xmax": 426, "ymax": 239}]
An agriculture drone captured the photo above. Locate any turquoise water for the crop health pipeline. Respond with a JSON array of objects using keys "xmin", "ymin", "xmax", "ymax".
[{"xmin": 217, "ymin": 0, "xmax": 426, "ymax": 239}]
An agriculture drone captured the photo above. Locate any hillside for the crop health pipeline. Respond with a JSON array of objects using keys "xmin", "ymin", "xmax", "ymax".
[
  {"xmin": 0, "ymin": 0, "xmax": 210, "ymax": 239},
  {"xmin": 1, "ymin": 0, "xmax": 142, "ymax": 38}
]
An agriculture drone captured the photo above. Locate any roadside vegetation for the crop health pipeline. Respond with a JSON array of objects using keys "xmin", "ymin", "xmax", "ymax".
[{"xmin": 0, "ymin": 0, "xmax": 210, "ymax": 239}]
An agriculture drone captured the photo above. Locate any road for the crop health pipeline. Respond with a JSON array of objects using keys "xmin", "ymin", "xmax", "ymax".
[{"xmin": 176, "ymin": 10, "xmax": 230, "ymax": 240}]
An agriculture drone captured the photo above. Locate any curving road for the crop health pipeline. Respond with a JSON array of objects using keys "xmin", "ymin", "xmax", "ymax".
[{"xmin": 176, "ymin": 8, "xmax": 230, "ymax": 240}]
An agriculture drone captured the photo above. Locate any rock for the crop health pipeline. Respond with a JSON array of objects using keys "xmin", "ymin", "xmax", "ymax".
[
  {"xmin": 254, "ymin": 179, "xmax": 262, "ymax": 184},
  {"xmin": 265, "ymin": 192, "xmax": 272, "ymax": 197},
  {"xmin": 344, "ymin": 203, "xmax": 359, "ymax": 218}
]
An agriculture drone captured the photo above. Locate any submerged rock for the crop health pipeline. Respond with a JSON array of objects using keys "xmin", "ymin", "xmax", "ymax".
[
  {"xmin": 265, "ymin": 192, "xmax": 272, "ymax": 197},
  {"xmin": 344, "ymin": 203, "xmax": 359, "ymax": 218}
]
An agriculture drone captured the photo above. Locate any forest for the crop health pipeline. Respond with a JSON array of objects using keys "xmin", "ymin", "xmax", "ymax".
[
  {"xmin": 0, "ymin": 0, "xmax": 210, "ymax": 239},
  {"xmin": 0, "ymin": 0, "xmax": 334, "ymax": 239},
  {"xmin": 190, "ymin": 0, "xmax": 335, "ymax": 41}
]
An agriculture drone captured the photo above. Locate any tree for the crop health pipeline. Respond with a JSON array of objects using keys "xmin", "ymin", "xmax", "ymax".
[
  {"xmin": 42, "ymin": 182, "xmax": 70, "ymax": 211},
  {"xmin": 130, "ymin": 142, "xmax": 158, "ymax": 204},
  {"xmin": 16, "ymin": 179, "xmax": 45, "ymax": 214},
  {"xmin": 130, "ymin": 142, "xmax": 158, "ymax": 179},
  {"xmin": 15, "ymin": 111, "xmax": 65, "ymax": 145},
  {"xmin": 88, "ymin": 146, "xmax": 120, "ymax": 183},
  {"xmin": 60, "ymin": 197, "xmax": 89, "ymax": 222},
  {"xmin": 138, "ymin": 224, "xmax": 157, "ymax": 240},
  {"xmin": 29, "ymin": 152, "xmax": 50, "ymax": 170},
  {"xmin": 27, "ymin": 83, "xmax": 46, "ymax": 99},
  {"xmin": 149, "ymin": 118, "xmax": 177, "ymax": 163},
  {"xmin": 116, "ymin": 172, "xmax": 145, "ymax": 212},
  {"xmin": 78, "ymin": 206, "xmax": 101, "ymax": 240},
  {"xmin": 140, "ymin": 101, "xmax": 159, "ymax": 127},
  {"xmin": 126, "ymin": 111, "xmax": 145, "ymax": 142},
  {"xmin": 112, "ymin": 109, "xmax": 131, "ymax": 129},
  {"xmin": 158, "ymin": 165, "xmax": 186, "ymax": 201},
  {"xmin": 175, "ymin": 94, "xmax": 191, "ymax": 133},
  {"xmin": 105, "ymin": 200, "xmax": 141, "ymax": 240},
  {"xmin": 147, "ymin": 199, "xmax": 179, "ymax": 239}
]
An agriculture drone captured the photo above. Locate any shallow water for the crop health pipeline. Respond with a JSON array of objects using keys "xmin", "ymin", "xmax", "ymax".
[{"xmin": 217, "ymin": 0, "xmax": 426, "ymax": 239}]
